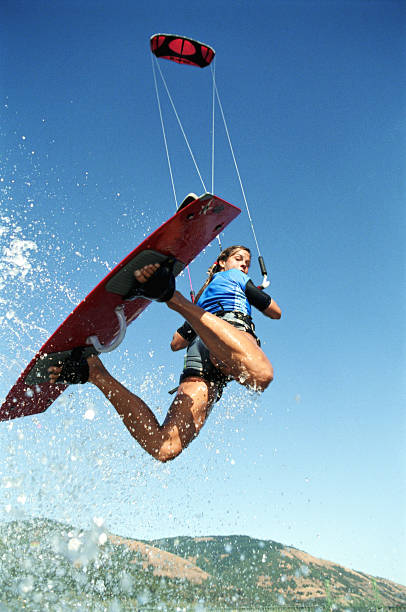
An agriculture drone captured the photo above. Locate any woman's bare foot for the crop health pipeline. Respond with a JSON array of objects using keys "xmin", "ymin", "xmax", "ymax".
[
  {"xmin": 134, "ymin": 263, "xmax": 160, "ymax": 283},
  {"xmin": 48, "ymin": 365, "xmax": 63, "ymax": 384},
  {"xmin": 48, "ymin": 355, "xmax": 109, "ymax": 385}
]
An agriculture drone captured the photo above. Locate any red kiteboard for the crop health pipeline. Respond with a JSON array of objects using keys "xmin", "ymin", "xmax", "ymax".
[{"xmin": 0, "ymin": 194, "xmax": 240, "ymax": 422}]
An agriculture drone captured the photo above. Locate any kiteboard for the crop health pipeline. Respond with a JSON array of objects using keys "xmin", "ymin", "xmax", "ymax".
[{"xmin": 0, "ymin": 194, "xmax": 240, "ymax": 422}]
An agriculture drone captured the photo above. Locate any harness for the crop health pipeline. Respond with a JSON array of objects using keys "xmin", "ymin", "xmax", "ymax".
[{"xmin": 214, "ymin": 309, "xmax": 260, "ymax": 346}]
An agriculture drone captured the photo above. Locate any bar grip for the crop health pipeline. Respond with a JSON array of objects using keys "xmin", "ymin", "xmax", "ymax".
[
  {"xmin": 258, "ymin": 256, "xmax": 267, "ymax": 277},
  {"xmin": 258, "ymin": 256, "xmax": 270, "ymax": 289}
]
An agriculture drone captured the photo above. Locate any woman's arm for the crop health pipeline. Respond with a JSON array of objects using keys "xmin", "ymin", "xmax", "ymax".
[
  {"xmin": 262, "ymin": 298, "xmax": 281, "ymax": 319},
  {"xmin": 245, "ymin": 280, "xmax": 282, "ymax": 319}
]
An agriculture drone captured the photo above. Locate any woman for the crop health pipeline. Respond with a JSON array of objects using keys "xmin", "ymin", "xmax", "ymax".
[{"xmin": 49, "ymin": 246, "xmax": 281, "ymax": 462}]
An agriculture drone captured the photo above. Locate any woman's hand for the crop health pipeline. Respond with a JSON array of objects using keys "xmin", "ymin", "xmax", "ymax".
[{"xmin": 170, "ymin": 331, "xmax": 189, "ymax": 351}]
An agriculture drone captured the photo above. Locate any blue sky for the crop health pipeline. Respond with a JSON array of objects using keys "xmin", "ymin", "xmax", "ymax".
[{"xmin": 1, "ymin": 0, "xmax": 405, "ymax": 587}]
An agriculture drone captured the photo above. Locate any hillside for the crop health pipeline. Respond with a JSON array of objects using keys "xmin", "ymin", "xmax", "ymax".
[
  {"xmin": 0, "ymin": 518, "xmax": 405, "ymax": 610},
  {"xmin": 146, "ymin": 534, "xmax": 406, "ymax": 609}
]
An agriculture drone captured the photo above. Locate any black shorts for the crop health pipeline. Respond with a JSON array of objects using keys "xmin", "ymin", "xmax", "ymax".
[{"xmin": 179, "ymin": 311, "xmax": 260, "ymax": 402}]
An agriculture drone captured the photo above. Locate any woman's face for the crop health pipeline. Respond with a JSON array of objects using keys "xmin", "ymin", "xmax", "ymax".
[{"xmin": 220, "ymin": 249, "xmax": 251, "ymax": 274}]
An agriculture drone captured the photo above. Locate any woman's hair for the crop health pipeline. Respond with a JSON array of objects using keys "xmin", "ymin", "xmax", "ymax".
[{"xmin": 193, "ymin": 245, "xmax": 251, "ymax": 303}]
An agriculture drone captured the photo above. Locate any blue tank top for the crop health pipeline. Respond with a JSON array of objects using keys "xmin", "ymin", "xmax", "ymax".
[{"xmin": 197, "ymin": 269, "xmax": 252, "ymax": 316}]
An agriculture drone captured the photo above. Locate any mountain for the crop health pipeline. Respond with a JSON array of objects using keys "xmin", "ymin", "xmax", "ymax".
[
  {"xmin": 0, "ymin": 518, "xmax": 405, "ymax": 611},
  {"xmin": 144, "ymin": 534, "xmax": 406, "ymax": 609}
]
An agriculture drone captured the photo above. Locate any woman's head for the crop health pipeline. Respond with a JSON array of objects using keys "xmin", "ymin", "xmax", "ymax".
[
  {"xmin": 193, "ymin": 245, "xmax": 252, "ymax": 303},
  {"xmin": 216, "ymin": 245, "xmax": 251, "ymax": 274}
]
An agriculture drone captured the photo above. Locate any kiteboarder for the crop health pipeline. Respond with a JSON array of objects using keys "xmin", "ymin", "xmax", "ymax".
[{"xmin": 48, "ymin": 246, "xmax": 281, "ymax": 462}]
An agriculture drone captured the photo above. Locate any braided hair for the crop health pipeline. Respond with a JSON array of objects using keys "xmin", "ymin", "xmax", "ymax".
[{"xmin": 193, "ymin": 245, "xmax": 251, "ymax": 303}]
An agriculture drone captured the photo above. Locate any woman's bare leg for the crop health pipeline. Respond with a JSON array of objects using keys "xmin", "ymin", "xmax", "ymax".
[
  {"xmin": 136, "ymin": 263, "xmax": 274, "ymax": 390},
  {"xmin": 167, "ymin": 292, "xmax": 272, "ymax": 390},
  {"xmin": 49, "ymin": 355, "xmax": 216, "ymax": 462},
  {"xmin": 168, "ymin": 291, "xmax": 273, "ymax": 389}
]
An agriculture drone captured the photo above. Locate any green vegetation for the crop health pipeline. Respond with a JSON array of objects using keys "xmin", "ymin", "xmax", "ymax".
[{"xmin": 0, "ymin": 519, "xmax": 404, "ymax": 611}]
